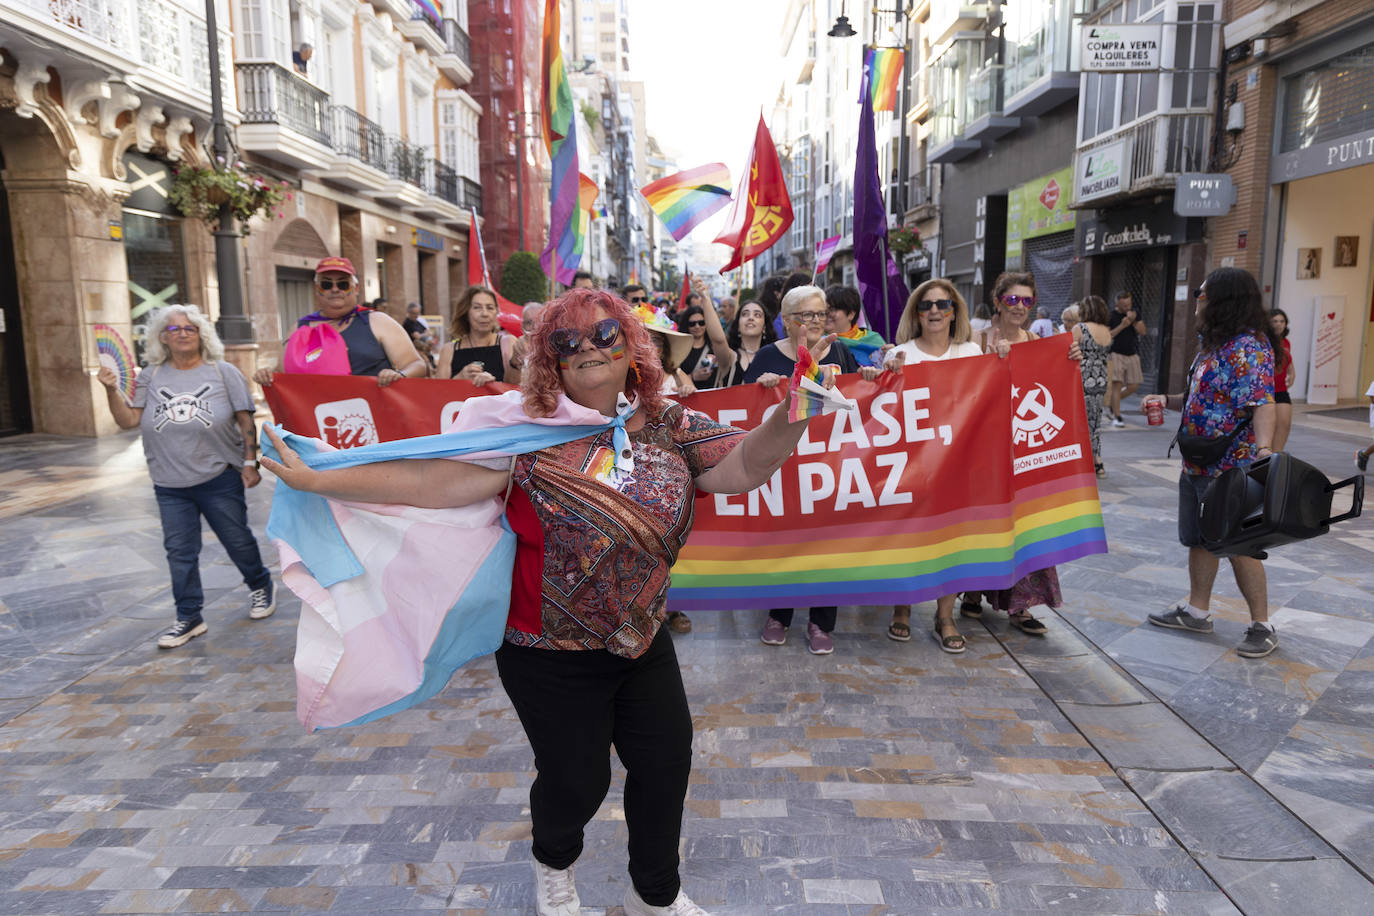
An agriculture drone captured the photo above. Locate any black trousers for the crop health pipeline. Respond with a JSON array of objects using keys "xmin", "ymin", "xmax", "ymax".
[
  {"xmin": 768, "ymin": 606, "xmax": 837, "ymax": 632},
  {"xmin": 494, "ymin": 627, "xmax": 692, "ymax": 906}
]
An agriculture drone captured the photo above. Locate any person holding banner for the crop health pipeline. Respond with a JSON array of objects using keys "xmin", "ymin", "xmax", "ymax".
[
  {"xmin": 881, "ymin": 280, "xmax": 983, "ymax": 648},
  {"xmin": 253, "ymin": 257, "xmax": 425, "ymax": 388},
  {"xmin": 262, "ymin": 287, "xmax": 833, "ymax": 916},
  {"xmin": 98, "ymin": 305, "xmax": 276, "ymax": 649},
  {"xmin": 965, "ymin": 272, "xmax": 1081, "ymax": 635},
  {"xmin": 438, "ymin": 285, "xmax": 521, "ymax": 385},
  {"xmin": 746, "ymin": 285, "xmax": 881, "ymax": 654}
]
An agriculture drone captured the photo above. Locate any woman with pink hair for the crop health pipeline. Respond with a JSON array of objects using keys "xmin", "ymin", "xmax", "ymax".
[{"xmin": 265, "ymin": 287, "xmax": 834, "ymax": 916}]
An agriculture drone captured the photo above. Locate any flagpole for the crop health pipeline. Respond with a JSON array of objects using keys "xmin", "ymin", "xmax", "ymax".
[{"xmin": 878, "ymin": 234, "xmax": 892, "ymax": 342}]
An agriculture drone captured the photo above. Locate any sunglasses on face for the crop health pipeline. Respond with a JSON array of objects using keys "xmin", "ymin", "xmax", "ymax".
[
  {"xmin": 627, "ymin": 295, "xmax": 649, "ymax": 303},
  {"xmin": 916, "ymin": 299, "xmax": 955, "ymax": 313},
  {"xmin": 163, "ymin": 324, "xmax": 199, "ymax": 335},
  {"xmin": 1000, "ymin": 294, "xmax": 1036, "ymax": 308},
  {"xmin": 316, "ymin": 278, "xmax": 353, "ymax": 292},
  {"xmin": 550, "ymin": 317, "xmax": 621, "ymax": 357},
  {"xmin": 1193, "ymin": 287, "xmax": 1208, "ymax": 300},
  {"xmin": 686, "ymin": 319, "xmax": 706, "ymax": 328}
]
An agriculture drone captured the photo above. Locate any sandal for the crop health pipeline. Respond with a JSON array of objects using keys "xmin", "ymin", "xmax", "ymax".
[
  {"xmin": 933, "ymin": 618, "xmax": 966, "ymax": 654},
  {"xmin": 1095, "ymin": 463, "xmax": 1107, "ymax": 478},
  {"xmin": 1009, "ymin": 612, "xmax": 1047, "ymax": 636},
  {"xmin": 959, "ymin": 599, "xmax": 983, "ymax": 619},
  {"xmin": 886, "ymin": 620, "xmax": 912, "ymax": 642}
]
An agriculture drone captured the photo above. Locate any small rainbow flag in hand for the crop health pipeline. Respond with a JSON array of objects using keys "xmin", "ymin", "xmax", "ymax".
[
  {"xmin": 641, "ymin": 163, "xmax": 732, "ymax": 241},
  {"xmin": 787, "ymin": 345, "xmax": 855, "ymax": 422},
  {"xmin": 865, "ymin": 47, "xmax": 904, "ymax": 112}
]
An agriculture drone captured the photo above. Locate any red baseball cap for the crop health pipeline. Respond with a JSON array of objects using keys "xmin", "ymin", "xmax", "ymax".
[{"xmin": 315, "ymin": 256, "xmax": 356, "ymax": 277}]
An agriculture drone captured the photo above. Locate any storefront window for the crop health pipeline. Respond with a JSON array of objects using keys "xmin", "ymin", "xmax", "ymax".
[
  {"xmin": 122, "ymin": 210, "xmax": 191, "ymax": 364},
  {"xmin": 1281, "ymin": 42, "xmax": 1374, "ymax": 153}
]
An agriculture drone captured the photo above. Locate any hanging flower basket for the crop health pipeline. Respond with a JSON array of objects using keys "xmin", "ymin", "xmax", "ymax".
[
  {"xmin": 168, "ymin": 160, "xmax": 291, "ymax": 235},
  {"xmin": 887, "ymin": 225, "xmax": 923, "ymax": 257}
]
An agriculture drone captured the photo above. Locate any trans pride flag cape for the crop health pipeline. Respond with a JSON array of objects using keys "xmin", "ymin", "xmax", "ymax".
[{"xmin": 263, "ymin": 391, "xmax": 636, "ymax": 732}]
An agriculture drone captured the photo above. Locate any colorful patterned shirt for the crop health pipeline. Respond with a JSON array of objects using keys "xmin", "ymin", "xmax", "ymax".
[
  {"xmin": 1181, "ymin": 332, "xmax": 1274, "ymax": 478},
  {"xmin": 506, "ymin": 402, "xmax": 745, "ymax": 657}
]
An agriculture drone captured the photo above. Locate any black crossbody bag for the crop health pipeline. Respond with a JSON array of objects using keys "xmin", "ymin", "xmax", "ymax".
[{"xmin": 1169, "ymin": 354, "xmax": 1253, "ymax": 468}]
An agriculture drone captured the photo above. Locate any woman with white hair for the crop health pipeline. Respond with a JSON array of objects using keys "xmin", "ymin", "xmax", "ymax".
[
  {"xmin": 97, "ymin": 305, "xmax": 275, "ymax": 649},
  {"xmin": 744, "ymin": 285, "xmax": 881, "ymax": 655}
]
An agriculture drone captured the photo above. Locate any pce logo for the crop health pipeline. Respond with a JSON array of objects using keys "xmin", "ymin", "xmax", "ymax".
[{"xmin": 1011, "ymin": 383, "xmax": 1065, "ymax": 448}]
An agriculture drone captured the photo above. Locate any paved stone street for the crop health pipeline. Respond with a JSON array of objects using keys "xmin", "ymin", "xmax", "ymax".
[{"xmin": 0, "ymin": 403, "xmax": 1371, "ymax": 915}]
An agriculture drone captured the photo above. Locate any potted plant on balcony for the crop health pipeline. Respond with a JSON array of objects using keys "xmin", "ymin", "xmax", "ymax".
[
  {"xmin": 887, "ymin": 225, "xmax": 923, "ymax": 257},
  {"xmin": 168, "ymin": 160, "xmax": 291, "ymax": 235}
]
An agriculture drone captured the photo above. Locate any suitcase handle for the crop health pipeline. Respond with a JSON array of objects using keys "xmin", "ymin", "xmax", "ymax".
[{"xmin": 1323, "ymin": 474, "xmax": 1365, "ymax": 526}]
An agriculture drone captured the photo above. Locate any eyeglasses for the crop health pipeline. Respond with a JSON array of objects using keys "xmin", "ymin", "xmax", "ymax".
[
  {"xmin": 549, "ymin": 317, "xmax": 621, "ymax": 357},
  {"xmin": 686, "ymin": 319, "xmax": 706, "ymax": 328},
  {"xmin": 916, "ymin": 299, "xmax": 956, "ymax": 313},
  {"xmin": 1193, "ymin": 287, "xmax": 1208, "ymax": 300},
  {"xmin": 163, "ymin": 324, "xmax": 199, "ymax": 335},
  {"xmin": 790, "ymin": 310, "xmax": 827, "ymax": 324},
  {"xmin": 1000, "ymin": 294, "xmax": 1036, "ymax": 308},
  {"xmin": 627, "ymin": 295, "xmax": 649, "ymax": 303},
  {"xmin": 315, "ymin": 278, "xmax": 353, "ymax": 292}
]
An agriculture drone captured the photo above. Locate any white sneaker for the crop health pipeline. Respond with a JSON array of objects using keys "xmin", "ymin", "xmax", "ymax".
[
  {"xmin": 532, "ymin": 861, "xmax": 580, "ymax": 916},
  {"xmin": 624, "ymin": 886, "xmax": 710, "ymax": 915},
  {"xmin": 1111, "ymin": 417, "xmax": 1126, "ymax": 428}
]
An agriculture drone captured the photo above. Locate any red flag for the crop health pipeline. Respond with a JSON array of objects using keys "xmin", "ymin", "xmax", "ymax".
[
  {"xmin": 467, "ymin": 208, "xmax": 524, "ymax": 336},
  {"xmin": 713, "ymin": 115, "xmax": 793, "ymax": 273},
  {"xmin": 679, "ymin": 270, "xmax": 691, "ymax": 310}
]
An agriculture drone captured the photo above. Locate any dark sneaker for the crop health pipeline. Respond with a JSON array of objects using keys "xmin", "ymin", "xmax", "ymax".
[
  {"xmin": 1148, "ymin": 605, "xmax": 1214, "ymax": 633},
  {"xmin": 1358, "ymin": 451, "xmax": 1369, "ymax": 473},
  {"xmin": 249, "ymin": 584, "xmax": 276, "ymax": 620},
  {"xmin": 1008, "ymin": 612, "xmax": 1047, "ymax": 636},
  {"xmin": 760, "ymin": 617, "xmax": 787, "ymax": 646},
  {"xmin": 1236, "ymin": 623, "xmax": 1279, "ymax": 658},
  {"xmin": 157, "ymin": 618, "xmax": 207, "ymax": 649},
  {"xmin": 806, "ymin": 623, "xmax": 834, "ymax": 655}
]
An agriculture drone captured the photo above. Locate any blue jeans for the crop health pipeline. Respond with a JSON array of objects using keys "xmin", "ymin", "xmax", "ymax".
[{"xmin": 154, "ymin": 466, "xmax": 271, "ymax": 622}]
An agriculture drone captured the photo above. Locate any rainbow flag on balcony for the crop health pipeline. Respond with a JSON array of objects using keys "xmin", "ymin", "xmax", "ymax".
[
  {"xmin": 865, "ymin": 47, "xmax": 903, "ymax": 112},
  {"xmin": 640, "ymin": 163, "xmax": 732, "ymax": 241},
  {"xmin": 413, "ymin": 0, "xmax": 441, "ymax": 27}
]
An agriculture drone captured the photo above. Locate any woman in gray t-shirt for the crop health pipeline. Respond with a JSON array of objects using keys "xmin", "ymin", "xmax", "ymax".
[{"xmin": 97, "ymin": 305, "xmax": 275, "ymax": 649}]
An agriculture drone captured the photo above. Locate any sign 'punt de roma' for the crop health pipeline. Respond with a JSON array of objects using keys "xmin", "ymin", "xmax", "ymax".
[{"xmin": 264, "ymin": 335, "xmax": 1107, "ymax": 611}]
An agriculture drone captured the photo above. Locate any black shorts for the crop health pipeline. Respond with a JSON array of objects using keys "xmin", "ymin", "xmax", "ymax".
[
  {"xmin": 1177, "ymin": 473, "xmax": 1215, "ymax": 548},
  {"xmin": 1274, "ymin": 391, "xmax": 1292, "ymax": 404}
]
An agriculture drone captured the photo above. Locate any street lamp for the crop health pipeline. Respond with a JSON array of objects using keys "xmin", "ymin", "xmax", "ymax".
[
  {"xmin": 828, "ymin": 3, "xmax": 857, "ymax": 38},
  {"xmin": 203, "ymin": 0, "xmax": 249, "ymax": 346}
]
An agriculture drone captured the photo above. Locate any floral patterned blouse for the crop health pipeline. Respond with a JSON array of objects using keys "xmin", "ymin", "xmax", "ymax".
[
  {"xmin": 1181, "ymin": 332, "xmax": 1274, "ymax": 478},
  {"xmin": 505, "ymin": 402, "xmax": 745, "ymax": 658}
]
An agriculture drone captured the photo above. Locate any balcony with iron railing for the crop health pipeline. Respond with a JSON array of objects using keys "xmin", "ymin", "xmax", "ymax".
[
  {"xmin": 461, "ymin": 176, "xmax": 482, "ymax": 215},
  {"xmin": 436, "ymin": 18, "xmax": 473, "ymax": 86},
  {"xmin": 1072, "ymin": 110, "xmax": 1212, "ymax": 205},
  {"xmin": 4, "ymin": 0, "xmax": 227, "ymax": 111},
  {"xmin": 236, "ymin": 61, "xmax": 333, "ymax": 168},
  {"xmin": 397, "ymin": 0, "xmax": 445, "ymax": 56}
]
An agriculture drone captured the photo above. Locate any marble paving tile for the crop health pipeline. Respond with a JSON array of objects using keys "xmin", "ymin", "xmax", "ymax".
[{"xmin": 1054, "ymin": 702, "xmax": 1232, "ymax": 771}]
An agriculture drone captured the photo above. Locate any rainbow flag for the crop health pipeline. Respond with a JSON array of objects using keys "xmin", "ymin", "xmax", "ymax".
[
  {"xmin": 412, "ymin": 0, "xmax": 441, "ymax": 26},
  {"xmin": 540, "ymin": 0, "xmax": 583, "ymax": 284},
  {"xmin": 640, "ymin": 163, "xmax": 732, "ymax": 241},
  {"xmin": 865, "ymin": 47, "xmax": 903, "ymax": 112}
]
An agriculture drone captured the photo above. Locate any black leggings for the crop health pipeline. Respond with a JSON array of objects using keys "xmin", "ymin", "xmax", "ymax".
[{"xmin": 494, "ymin": 627, "xmax": 692, "ymax": 906}]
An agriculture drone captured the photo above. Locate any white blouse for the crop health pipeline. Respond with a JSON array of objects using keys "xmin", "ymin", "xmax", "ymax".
[{"xmin": 889, "ymin": 339, "xmax": 984, "ymax": 364}]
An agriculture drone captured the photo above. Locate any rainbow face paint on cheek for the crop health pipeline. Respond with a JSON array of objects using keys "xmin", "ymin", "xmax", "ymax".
[{"xmin": 607, "ymin": 338, "xmax": 626, "ymax": 360}]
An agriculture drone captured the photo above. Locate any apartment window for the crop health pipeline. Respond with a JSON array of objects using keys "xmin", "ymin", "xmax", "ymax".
[
  {"xmin": 1281, "ymin": 41, "xmax": 1374, "ymax": 152},
  {"xmin": 1004, "ymin": 0, "xmax": 1074, "ymax": 101},
  {"xmin": 238, "ymin": 0, "xmax": 290, "ymax": 63}
]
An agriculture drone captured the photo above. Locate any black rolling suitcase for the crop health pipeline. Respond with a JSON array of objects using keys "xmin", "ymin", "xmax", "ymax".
[{"xmin": 1199, "ymin": 453, "xmax": 1364, "ymax": 559}]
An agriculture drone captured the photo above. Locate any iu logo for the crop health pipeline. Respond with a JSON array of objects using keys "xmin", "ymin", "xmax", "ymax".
[
  {"xmin": 1039, "ymin": 178, "xmax": 1060, "ymax": 211},
  {"xmin": 1011, "ymin": 383, "xmax": 1065, "ymax": 448},
  {"xmin": 315, "ymin": 397, "xmax": 378, "ymax": 449}
]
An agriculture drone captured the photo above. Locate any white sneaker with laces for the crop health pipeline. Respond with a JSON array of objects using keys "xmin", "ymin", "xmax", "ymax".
[
  {"xmin": 532, "ymin": 861, "xmax": 580, "ymax": 916},
  {"xmin": 624, "ymin": 886, "xmax": 710, "ymax": 915}
]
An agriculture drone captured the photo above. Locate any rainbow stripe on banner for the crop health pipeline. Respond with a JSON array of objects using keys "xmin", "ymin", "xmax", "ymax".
[
  {"xmin": 667, "ymin": 476, "xmax": 1106, "ymax": 609},
  {"xmin": 865, "ymin": 47, "xmax": 903, "ymax": 112},
  {"xmin": 640, "ymin": 163, "xmax": 732, "ymax": 241}
]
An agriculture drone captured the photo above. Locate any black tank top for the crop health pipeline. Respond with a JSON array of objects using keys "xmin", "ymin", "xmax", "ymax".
[
  {"xmin": 338, "ymin": 312, "xmax": 391, "ymax": 376},
  {"xmin": 449, "ymin": 338, "xmax": 505, "ymax": 381}
]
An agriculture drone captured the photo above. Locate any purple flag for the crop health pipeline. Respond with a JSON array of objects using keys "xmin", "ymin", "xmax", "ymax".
[{"xmin": 853, "ymin": 53, "xmax": 909, "ymax": 342}]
